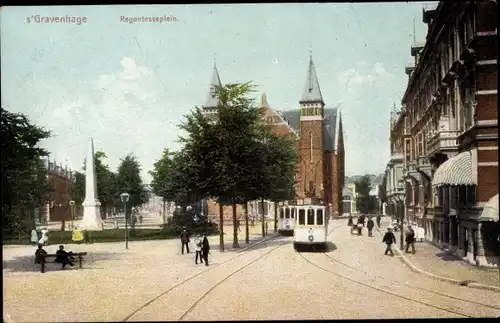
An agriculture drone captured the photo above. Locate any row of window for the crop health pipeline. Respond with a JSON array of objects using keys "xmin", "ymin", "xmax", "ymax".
[
  {"xmin": 301, "ymin": 108, "xmax": 322, "ymax": 116},
  {"xmin": 405, "ymin": 8, "xmax": 476, "ymax": 160},
  {"xmin": 279, "ymin": 208, "xmax": 324, "ymax": 226}
]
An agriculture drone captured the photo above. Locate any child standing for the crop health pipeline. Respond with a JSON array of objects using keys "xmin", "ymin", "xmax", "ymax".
[{"xmin": 194, "ymin": 235, "xmax": 204, "ymax": 265}]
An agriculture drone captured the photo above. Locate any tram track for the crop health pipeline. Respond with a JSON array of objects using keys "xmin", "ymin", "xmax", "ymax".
[
  {"xmin": 321, "ymin": 252, "xmax": 500, "ymax": 311},
  {"xmin": 122, "ymin": 235, "xmax": 289, "ymax": 322},
  {"xmin": 297, "ymin": 226, "xmax": 500, "ymax": 318}
]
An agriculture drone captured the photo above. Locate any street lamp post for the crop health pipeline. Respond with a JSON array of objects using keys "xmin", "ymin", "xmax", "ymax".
[
  {"xmin": 393, "ymin": 192, "xmax": 405, "ymax": 251},
  {"xmin": 120, "ymin": 193, "xmax": 130, "ymax": 249},
  {"xmin": 69, "ymin": 200, "xmax": 75, "ymax": 230}
]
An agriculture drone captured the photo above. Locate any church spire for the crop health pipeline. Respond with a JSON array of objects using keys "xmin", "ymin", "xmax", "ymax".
[
  {"xmin": 203, "ymin": 58, "xmax": 222, "ymax": 109},
  {"xmin": 300, "ymin": 53, "xmax": 324, "ymax": 104}
]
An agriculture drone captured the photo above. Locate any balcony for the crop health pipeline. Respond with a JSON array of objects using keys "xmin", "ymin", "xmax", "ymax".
[
  {"xmin": 411, "ymin": 42, "xmax": 425, "ymax": 57},
  {"xmin": 405, "ymin": 65, "xmax": 415, "ymax": 76},
  {"xmin": 416, "ymin": 155, "xmax": 432, "ymax": 180},
  {"xmin": 389, "ymin": 153, "xmax": 404, "ymax": 164},
  {"xmin": 426, "ymin": 130, "xmax": 460, "ymax": 158}
]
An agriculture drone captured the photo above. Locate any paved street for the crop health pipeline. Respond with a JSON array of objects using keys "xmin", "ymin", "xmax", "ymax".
[
  {"xmin": 3, "ymin": 218, "xmax": 499, "ymax": 322},
  {"xmin": 377, "ymin": 220, "xmax": 500, "ymax": 287}
]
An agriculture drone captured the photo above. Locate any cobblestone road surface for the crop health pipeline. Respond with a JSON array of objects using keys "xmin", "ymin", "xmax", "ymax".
[{"xmin": 3, "ymin": 219, "xmax": 499, "ymax": 322}]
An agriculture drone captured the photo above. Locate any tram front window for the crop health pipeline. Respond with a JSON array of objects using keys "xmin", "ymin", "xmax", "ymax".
[
  {"xmin": 279, "ymin": 209, "xmax": 284, "ymax": 219},
  {"xmin": 298, "ymin": 209, "xmax": 305, "ymax": 225},
  {"xmin": 316, "ymin": 209, "xmax": 324, "ymax": 225},
  {"xmin": 285, "ymin": 208, "xmax": 290, "ymax": 219},
  {"xmin": 291, "ymin": 209, "xmax": 295, "ymax": 219},
  {"xmin": 307, "ymin": 209, "xmax": 315, "ymax": 225}
]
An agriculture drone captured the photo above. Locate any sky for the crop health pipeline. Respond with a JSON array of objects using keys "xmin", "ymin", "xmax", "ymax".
[{"xmin": 1, "ymin": 3, "xmax": 432, "ymax": 183}]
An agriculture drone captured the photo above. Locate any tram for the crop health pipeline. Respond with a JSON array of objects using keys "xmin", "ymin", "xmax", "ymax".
[
  {"xmin": 293, "ymin": 204, "xmax": 328, "ymax": 251},
  {"xmin": 278, "ymin": 206, "xmax": 295, "ymax": 235}
]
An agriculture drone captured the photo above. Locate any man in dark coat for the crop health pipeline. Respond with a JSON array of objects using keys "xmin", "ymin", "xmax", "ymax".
[
  {"xmin": 347, "ymin": 214, "xmax": 354, "ymax": 226},
  {"xmin": 382, "ymin": 228, "xmax": 397, "ymax": 256},
  {"xmin": 202, "ymin": 235, "xmax": 210, "ymax": 266},
  {"xmin": 367, "ymin": 217, "xmax": 375, "ymax": 237},
  {"xmin": 34, "ymin": 243, "xmax": 48, "ymax": 273},
  {"xmin": 376, "ymin": 214, "xmax": 381, "ymax": 228},
  {"xmin": 55, "ymin": 245, "xmax": 75, "ymax": 269},
  {"xmin": 180, "ymin": 228, "xmax": 190, "ymax": 254},
  {"xmin": 405, "ymin": 225, "xmax": 416, "ymax": 254}
]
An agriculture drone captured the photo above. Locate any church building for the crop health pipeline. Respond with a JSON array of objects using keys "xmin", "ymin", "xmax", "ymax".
[{"xmin": 201, "ymin": 55, "xmax": 345, "ymax": 220}]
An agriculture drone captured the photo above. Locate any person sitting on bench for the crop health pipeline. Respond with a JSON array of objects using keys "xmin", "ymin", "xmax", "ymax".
[
  {"xmin": 34, "ymin": 243, "xmax": 48, "ymax": 265},
  {"xmin": 55, "ymin": 245, "xmax": 75, "ymax": 269}
]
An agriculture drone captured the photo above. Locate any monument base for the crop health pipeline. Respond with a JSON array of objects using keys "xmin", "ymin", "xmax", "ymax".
[{"xmin": 80, "ymin": 201, "xmax": 103, "ymax": 231}]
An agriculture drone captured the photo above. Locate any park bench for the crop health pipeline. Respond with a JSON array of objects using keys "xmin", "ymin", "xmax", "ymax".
[{"xmin": 35, "ymin": 252, "xmax": 88, "ymax": 273}]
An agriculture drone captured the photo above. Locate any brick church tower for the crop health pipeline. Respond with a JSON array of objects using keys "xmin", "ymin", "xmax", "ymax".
[{"xmin": 298, "ymin": 54, "xmax": 325, "ymax": 202}]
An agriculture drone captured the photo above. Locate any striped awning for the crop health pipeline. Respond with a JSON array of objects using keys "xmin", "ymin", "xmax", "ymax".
[
  {"xmin": 478, "ymin": 194, "xmax": 499, "ymax": 222},
  {"xmin": 432, "ymin": 151, "xmax": 476, "ymax": 187}
]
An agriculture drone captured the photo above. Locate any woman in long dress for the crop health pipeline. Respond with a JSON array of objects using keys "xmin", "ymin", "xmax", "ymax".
[
  {"xmin": 38, "ymin": 228, "xmax": 49, "ymax": 246},
  {"xmin": 30, "ymin": 229, "xmax": 39, "ymax": 245}
]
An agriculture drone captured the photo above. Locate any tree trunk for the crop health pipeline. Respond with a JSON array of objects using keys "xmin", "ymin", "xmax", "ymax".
[
  {"xmin": 219, "ymin": 203, "xmax": 224, "ymax": 252},
  {"xmin": 162, "ymin": 199, "xmax": 166, "ymax": 224},
  {"xmin": 261, "ymin": 196, "xmax": 265, "ymax": 237},
  {"xmin": 244, "ymin": 202, "xmax": 249, "ymax": 244},
  {"xmin": 232, "ymin": 201, "xmax": 239, "ymax": 248},
  {"xmin": 274, "ymin": 201, "xmax": 278, "ymax": 233}
]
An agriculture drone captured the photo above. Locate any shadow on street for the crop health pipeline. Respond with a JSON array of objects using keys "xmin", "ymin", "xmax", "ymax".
[{"xmin": 3, "ymin": 251, "xmax": 125, "ymax": 273}]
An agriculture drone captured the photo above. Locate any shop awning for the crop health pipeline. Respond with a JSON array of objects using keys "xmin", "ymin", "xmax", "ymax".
[
  {"xmin": 478, "ymin": 194, "xmax": 499, "ymax": 222},
  {"xmin": 431, "ymin": 151, "xmax": 475, "ymax": 187}
]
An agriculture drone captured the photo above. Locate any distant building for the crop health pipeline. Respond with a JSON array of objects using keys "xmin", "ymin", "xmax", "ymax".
[
  {"xmin": 200, "ymin": 55, "xmax": 345, "ymax": 220},
  {"xmin": 38, "ymin": 157, "xmax": 74, "ymax": 223}
]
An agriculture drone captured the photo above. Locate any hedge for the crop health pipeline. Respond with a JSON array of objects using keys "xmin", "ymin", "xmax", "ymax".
[{"xmin": 3, "ymin": 224, "xmax": 219, "ymax": 245}]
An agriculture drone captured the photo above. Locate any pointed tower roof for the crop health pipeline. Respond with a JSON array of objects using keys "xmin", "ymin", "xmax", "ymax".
[
  {"xmin": 300, "ymin": 54, "xmax": 324, "ymax": 104},
  {"xmin": 203, "ymin": 61, "xmax": 222, "ymax": 109}
]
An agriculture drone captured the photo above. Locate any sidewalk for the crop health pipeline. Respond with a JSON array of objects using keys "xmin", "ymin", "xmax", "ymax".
[{"xmin": 376, "ymin": 218, "xmax": 500, "ymax": 290}]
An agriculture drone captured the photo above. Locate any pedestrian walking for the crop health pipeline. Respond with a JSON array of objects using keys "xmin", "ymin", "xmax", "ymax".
[
  {"xmin": 194, "ymin": 235, "xmax": 204, "ymax": 264},
  {"xmin": 265, "ymin": 221, "xmax": 269, "ymax": 235},
  {"xmin": 251, "ymin": 216, "xmax": 255, "ymax": 228},
  {"xmin": 376, "ymin": 214, "xmax": 381, "ymax": 228},
  {"xmin": 367, "ymin": 217, "xmax": 375, "ymax": 237},
  {"xmin": 347, "ymin": 214, "xmax": 353, "ymax": 226},
  {"xmin": 180, "ymin": 228, "xmax": 190, "ymax": 254},
  {"xmin": 237, "ymin": 219, "xmax": 241, "ymax": 232},
  {"xmin": 382, "ymin": 227, "xmax": 397, "ymax": 256},
  {"xmin": 139, "ymin": 215, "xmax": 143, "ymax": 224},
  {"xmin": 202, "ymin": 235, "xmax": 210, "ymax": 266},
  {"xmin": 405, "ymin": 225, "xmax": 416, "ymax": 254}
]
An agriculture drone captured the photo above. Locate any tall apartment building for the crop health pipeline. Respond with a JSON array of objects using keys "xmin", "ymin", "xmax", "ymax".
[{"xmin": 387, "ymin": 1, "xmax": 498, "ymax": 267}]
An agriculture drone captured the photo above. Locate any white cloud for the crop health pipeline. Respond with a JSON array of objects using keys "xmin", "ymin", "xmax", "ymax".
[
  {"xmin": 337, "ymin": 62, "xmax": 393, "ymax": 90},
  {"xmin": 35, "ymin": 57, "xmax": 178, "ymax": 181}
]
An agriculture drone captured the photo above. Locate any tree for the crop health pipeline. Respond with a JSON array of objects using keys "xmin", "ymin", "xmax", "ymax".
[
  {"xmin": 116, "ymin": 154, "xmax": 148, "ymax": 212},
  {"xmin": 355, "ymin": 175, "xmax": 377, "ymax": 214},
  {"xmin": 1, "ymin": 108, "xmax": 51, "ymax": 237},
  {"xmin": 72, "ymin": 171, "xmax": 85, "ymax": 205},
  {"xmin": 149, "ymin": 148, "xmax": 176, "ymax": 222},
  {"xmin": 267, "ymin": 136, "xmax": 299, "ymax": 232}
]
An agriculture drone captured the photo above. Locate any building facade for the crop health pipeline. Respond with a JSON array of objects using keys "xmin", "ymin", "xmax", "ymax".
[
  {"xmin": 387, "ymin": 1, "xmax": 498, "ymax": 267},
  {"xmin": 37, "ymin": 158, "xmax": 74, "ymax": 223},
  {"xmin": 201, "ymin": 55, "xmax": 345, "ymax": 221}
]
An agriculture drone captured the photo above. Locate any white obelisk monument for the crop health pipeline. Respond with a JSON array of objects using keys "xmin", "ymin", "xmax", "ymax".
[{"xmin": 79, "ymin": 138, "xmax": 103, "ymax": 231}]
